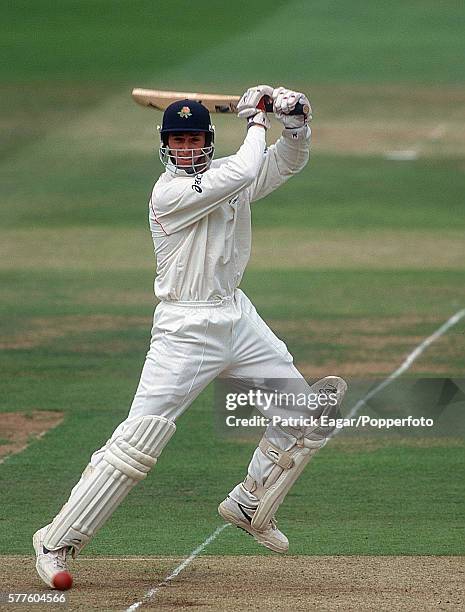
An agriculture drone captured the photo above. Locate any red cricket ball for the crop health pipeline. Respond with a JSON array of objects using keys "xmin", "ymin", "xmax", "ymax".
[{"xmin": 53, "ymin": 571, "xmax": 73, "ymax": 591}]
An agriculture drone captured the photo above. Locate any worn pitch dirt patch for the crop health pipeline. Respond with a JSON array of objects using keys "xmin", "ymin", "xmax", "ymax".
[
  {"xmin": 1, "ymin": 555, "xmax": 463, "ymax": 611},
  {"xmin": 0, "ymin": 411, "xmax": 63, "ymax": 461}
]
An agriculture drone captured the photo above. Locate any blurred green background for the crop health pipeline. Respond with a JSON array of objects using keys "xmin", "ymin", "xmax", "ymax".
[{"xmin": 1, "ymin": 0, "xmax": 464, "ymax": 556}]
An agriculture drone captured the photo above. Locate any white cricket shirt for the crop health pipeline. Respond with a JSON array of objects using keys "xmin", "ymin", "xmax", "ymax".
[{"xmin": 149, "ymin": 124, "xmax": 311, "ymax": 302}]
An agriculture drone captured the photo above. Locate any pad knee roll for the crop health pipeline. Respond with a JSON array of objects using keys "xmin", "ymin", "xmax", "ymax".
[{"xmin": 44, "ymin": 415, "xmax": 176, "ymax": 555}]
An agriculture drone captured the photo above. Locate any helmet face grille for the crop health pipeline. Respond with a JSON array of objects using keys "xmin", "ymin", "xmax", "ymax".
[
  {"xmin": 159, "ymin": 144, "xmax": 215, "ymax": 175},
  {"xmin": 161, "ymin": 131, "xmax": 214, "ymax": 148}
]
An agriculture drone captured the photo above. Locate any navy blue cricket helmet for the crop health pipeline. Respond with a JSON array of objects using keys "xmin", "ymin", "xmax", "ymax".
[
  {"xmin": 160, "ymin": 99, "xmax": 214, "ymax": 145},
  {"xmin": 159, "ymin": 99, "xmax": 215, "ymax": 173}
]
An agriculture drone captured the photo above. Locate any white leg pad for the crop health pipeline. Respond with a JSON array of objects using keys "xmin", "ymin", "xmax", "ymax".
[
  {"xmin": 44, "ymin": 415, "xmax": 175, "ymax": 555},
  {"xmin": 246, "ymin": 436, "xmax": 324, "ymax": 532},
  {"xmin": 246, "ymin": 375, "xmax": 347, "ymax": 531}
]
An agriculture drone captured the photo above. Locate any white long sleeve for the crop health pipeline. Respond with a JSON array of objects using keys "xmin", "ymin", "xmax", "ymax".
[
  {"xmin": 248, "ymin": 125, "xmax": 311, "ymax": 203},
  {"xmin": 152, "ymin": 126, "xmax": 267, "ymax": 235},
  {"xmin": 148, "ymin": 124, "xmax": 310, "ymax": 302}
]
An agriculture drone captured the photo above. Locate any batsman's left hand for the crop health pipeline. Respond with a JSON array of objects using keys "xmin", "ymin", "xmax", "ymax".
[{"xmin": 273, "ymin": 87, "xmax": 312, "ymax": 129}]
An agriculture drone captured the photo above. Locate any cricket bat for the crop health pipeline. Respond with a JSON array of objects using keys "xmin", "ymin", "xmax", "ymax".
[{"xmin": 131, "ymin": 88, "xmax": 310, "ymax": 116}]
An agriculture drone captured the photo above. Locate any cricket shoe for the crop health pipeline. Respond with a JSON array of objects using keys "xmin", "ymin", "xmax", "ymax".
[
  {"xmin": 218, "ymin": 497, "xmax": 288, "ymax": 553},
  {"xmin": 33, "ymin": 526, "xmax": 73, "ymax": 589}
]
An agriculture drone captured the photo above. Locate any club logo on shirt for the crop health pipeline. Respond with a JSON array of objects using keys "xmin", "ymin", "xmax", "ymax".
[{"xmin": 192, "ymin": 173, "xmax": 203, "ymax": 193}]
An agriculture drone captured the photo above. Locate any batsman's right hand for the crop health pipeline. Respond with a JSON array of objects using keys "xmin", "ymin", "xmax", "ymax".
[
  {"xmin": 237, "ymin": 85, "xmax": 274, "ymax": 118},
  {"xmin": 237, "ymin": 85, "xmax": 273, "ymax": 129}
]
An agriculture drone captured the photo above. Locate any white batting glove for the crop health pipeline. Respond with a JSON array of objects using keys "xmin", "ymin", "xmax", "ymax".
[
  {"xmin": 237, "ymin": 85, "xmax": 273, "ymax": 129},
  {"xmin": 246, "ymin": 111, "xmax": 270, "ymax": 130},
  {"xmin": 273, "ymin": 87, "xmax": 312, "ymax": 129}
]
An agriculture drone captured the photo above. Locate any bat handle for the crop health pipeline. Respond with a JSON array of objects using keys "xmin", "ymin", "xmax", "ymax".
[{"xmin": 257, "ymin": 95, "xmax": 309, "ymax": 116}]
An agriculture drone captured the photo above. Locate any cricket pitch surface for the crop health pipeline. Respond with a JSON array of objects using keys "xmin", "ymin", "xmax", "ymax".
[{"xmin": 1, "ymin": 555, "xmax": 464, "ymax": 610}]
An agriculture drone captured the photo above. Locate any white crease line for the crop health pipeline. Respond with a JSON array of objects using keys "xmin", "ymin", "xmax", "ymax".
[
  {"xmin": 341, "ymin": 307, "xmax": 465, "ymax": 423},
  {"xmin": 125, "ymin": 308, "xmax": 465, "ymax": 609},
  {"xmin": 125, "ymin": 523, "xmax": 229, "ymax": 611}
]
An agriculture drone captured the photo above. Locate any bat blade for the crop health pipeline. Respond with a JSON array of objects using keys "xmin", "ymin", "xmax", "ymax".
[
  {"xmin": 131, "ymin": 88, "xmax": 310, "ymax": 117},
  {"xmin": 131, "ymin": 88, "xmax": 240, "ymax": 113}
]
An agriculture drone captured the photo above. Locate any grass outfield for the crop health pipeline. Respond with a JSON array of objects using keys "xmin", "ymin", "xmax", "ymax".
[
  {"xmin": 1, "ymin": 268, "xmax": 464, "ymax": 557},
  {"xmin": 1, "ymin": 0, "xmax": 465, "ymax": 578}
]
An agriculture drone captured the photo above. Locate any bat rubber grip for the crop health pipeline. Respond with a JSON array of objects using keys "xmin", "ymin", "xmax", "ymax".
[{"xmin": 258, "ymin": 95, "xmax": 308, "ymax": 116}]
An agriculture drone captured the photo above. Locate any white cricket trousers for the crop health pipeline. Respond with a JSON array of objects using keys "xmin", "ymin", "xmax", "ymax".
[{"xmin": 87, "ymin": 288, "xmax": 312, "ymax": 507}]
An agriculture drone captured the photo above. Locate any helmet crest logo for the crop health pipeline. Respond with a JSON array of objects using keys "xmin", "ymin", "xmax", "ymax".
[{"xmin": 178, "ymin": 106, "xmax": 192, "ymax": 119}]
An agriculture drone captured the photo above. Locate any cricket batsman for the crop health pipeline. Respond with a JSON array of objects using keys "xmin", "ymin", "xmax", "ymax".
[{"xmin": 33, "ymin": 85, "xmax": 347, "ymax": 588}]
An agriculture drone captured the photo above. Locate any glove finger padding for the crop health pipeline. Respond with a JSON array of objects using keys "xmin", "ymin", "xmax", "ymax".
[
  {"xmin": 237, "ymin": 84, "xmax": 274, "ymax": 118},
  {"xmin": 273, "ymin": 87, "xmax": 312, "ymax": 129},
  {"xmin": 273, "ymin": 87, "xmax": 297, "ymax": 114}
]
